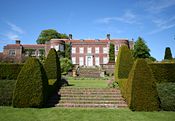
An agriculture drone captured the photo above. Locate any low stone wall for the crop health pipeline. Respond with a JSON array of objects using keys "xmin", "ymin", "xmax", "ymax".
[{"xmin": 101, "ymin": 62, "xmax": 115, "ymax": 76}]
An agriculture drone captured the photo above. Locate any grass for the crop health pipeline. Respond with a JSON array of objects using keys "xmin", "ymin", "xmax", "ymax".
[
  {"xmin": 0, "ymin": 107, "xmax": 175, "ymax": 121},
  {"xmin": 65, "ymin": 77, "xmax": 110, "ymax": 88}
]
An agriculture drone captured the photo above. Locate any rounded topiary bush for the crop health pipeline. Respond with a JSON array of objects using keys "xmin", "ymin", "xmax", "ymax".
[
  {"xmin": 12, "ymin": 57, "xmax": 48, "ymax": 108},
  {"xmin": 126, "ymin": 59, "xmax": 160, "ymax": 111},
  {"xmin": 115, "ymin": 45, "xmax": 134, "ymax": 81},
  {"xmin": 44, "ymin": 48, "xmax": 61, "ymax": 81}
]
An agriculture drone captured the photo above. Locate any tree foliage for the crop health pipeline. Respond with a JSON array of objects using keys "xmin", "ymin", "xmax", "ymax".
[
  {"xmin": 164, "ymin": 47, "xmax": 173, "ymax": 60},
  {"xmin": 44, "ymin": 48, "xmax": 61, "ymax": 80},
  {"xmin": 133, "ymin": 37, "xmax": 150, "ymax": 59},
  {"xmin": 60, "ymin": 58, "xmax": 73, "ymax": 75},
  {"xmin": 109, "ymin": 43, "xmax": 115, "ymax": 62},
  {"xmin": 65, "ymin": 42, "xmax": 71, "ymax": 59},
  {"xmin": 13, "ymin": 57, "xmax": 48, "ymax": 108},
  {"xmin": 36, "ymin": 29, "xmax": 69, "ymax": 44}
]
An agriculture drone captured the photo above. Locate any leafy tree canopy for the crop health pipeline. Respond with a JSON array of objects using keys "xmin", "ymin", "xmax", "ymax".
[
  {"xmin": 109, "ymin": 43, "xmax": 115, "ymax": 62},
  {"xmin": 36, "ymin": 29, "xmax": 69, "ymax": 44},
  {"xmin": 133, "ymin": 37, "xmax": 150, "ymax": 59}
]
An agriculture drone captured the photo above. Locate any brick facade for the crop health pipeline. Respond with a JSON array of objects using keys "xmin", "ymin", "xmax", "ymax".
[{"xmin": 0, "ymin": 34, "xmax": 134, "ymax": 65}]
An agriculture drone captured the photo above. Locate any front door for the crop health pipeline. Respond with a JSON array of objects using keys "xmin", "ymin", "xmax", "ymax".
[{"xmin": 86, "ymin": 56, "xmax": 93, "ymax": 66}]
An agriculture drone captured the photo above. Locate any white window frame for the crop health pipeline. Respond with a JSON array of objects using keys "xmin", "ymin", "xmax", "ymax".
[
  {"xmin": 79, "ymin": 57, "xmax": 84, "ymax": 66},
  {"xmin": 72, "ymin": 47, "xmax": 76, "ymax": 54},
  {"xmin": 87, "ymin": 47, "xmax": 92, "ymax": 54},
  {"xmin": 103, "ymin": 57, "xmax": 108, "ymax": 64},
  {"xmin": 95, "ymin": 47, "xmax": 99, "ymax": 54},
  {"xmin": 103, "ymin": 47, "xmax": 108, "ymax": 54},
  {"xmin": 9, "ymin": 49, "xmax": 16, "ymax": 56},
  {"xmin": 95, "ymin": 57, "xmax": 100, "ymax": 66},
  {"xmin": 72, "ymin": 57, "xmax": 76, "ymax": 64},
  {"xmin": 79, "ymin": 47, "xmax": 84, "ymax": 54}
]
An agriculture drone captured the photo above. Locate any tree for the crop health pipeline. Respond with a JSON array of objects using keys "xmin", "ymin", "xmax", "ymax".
[
  {"xmin": 13, "ymin": 57, "xmax": 48, "ymax": 108},
  {"xmin": 44, "ymin": 48, "xmax": 61, "ymax": 80},
  {"xmin": 60, "ymin": 58, "xmax": 73, "ymax": 75},
  {"xmin": 65, "ymin": 42, "xmax": 71, "ymax": 59},
  {"xmin": 164, "ymin": 47, "xmax": 173, "ymax": 60},
  {"xmin": 133, "ymin": 37, "xmax": 150, "ymax": 59},
  {"xmin": 36, "ymin": 29, "xmax": 69, "ymax": 44},
  {"xmin": 109, "ymin": 43, "xmax": 115, "ymax": 62}
]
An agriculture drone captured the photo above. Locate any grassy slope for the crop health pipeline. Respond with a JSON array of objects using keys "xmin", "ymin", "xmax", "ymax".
[
  {"xmin": 66, "ymin": 78, "xmax": 108, "ymax": 88},
  {"xmin": 0, "ymin": 107, "xmax": 175, "ymax": 121}
]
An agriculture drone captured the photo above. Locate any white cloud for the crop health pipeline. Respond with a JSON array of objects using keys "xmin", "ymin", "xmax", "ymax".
[
  {"xmin": 95, "ymin": 10, "xmax": 138, "ymax": 24},
  {"xmin": 143, "ymin": 0, "xmax": 175, "ymax": 13},
  {"xmin": 6, "ymin": 22, "xmax": 25, "ymax": 34},
  {"xmin": 149, "ymin": 16, "xmax": 175, "ymax": 34},
  {"xmin": 4, "ymin": 32, "xmax": 20, "ymax": 40}
]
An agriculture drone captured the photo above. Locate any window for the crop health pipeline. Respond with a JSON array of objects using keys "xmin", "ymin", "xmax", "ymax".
[
  {"xmin": 115, "ymin": 45, "xmax": 119, "ymax": 51},
  {"xmin": 72, "ymin": 47, "xmax": 76, "ymax": 54},
  {"xmin": 95, "ymin": 47, "xmax": 99, "ymax": 54},
  {"xmin": 60, "ymin": 45, "xmax": 64, "ymax": 51},
  {"xmin": 79, "ymin": 47, "xmax": 84, "ymax": 54},
  {"xmin": 9, "ymin": 50, "xmax": 16, "ymax": 56},
  {"xmin": 103, "ymin": 57, "xmax": 108, "ymax": 64},
  {"xmin": 103, "ymin": 47, "xmax": 108, "ymax": 54},
  {"xmin": 95, "ymin": 57, "xmax": 100, "ymax": 65},
  {"xmin": 87, "ymin": 47, "xmax": 92, "ymax": 53},
  {"xmin": 79, "ymin": 57, "xmax": 84, "ymax": 66},
  {"xmin": 72, "ymin": 57, "xmax": 76, "ymax": 64},
  {"xmin": 54, "ymin": 45, "xmax": 59, "ymax": 51}
]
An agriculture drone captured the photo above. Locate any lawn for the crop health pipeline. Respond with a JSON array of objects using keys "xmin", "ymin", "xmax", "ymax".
[
  {"xmin": 64, "ymin": 77, "xmax": 110, "ymax": 88},
  {"xmin": 0, "ymin": 107, "xmax": 175, "ymax": 121}
]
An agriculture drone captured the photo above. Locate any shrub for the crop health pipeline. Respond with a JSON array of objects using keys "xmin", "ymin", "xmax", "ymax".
[
  {"xmin": 157, "ymin": 83, "xmax": 175, "ymax": 111},
  {"xmin": 44, "ymin": 48, "xmax": 61, "ymax": 81},
  {"xmin": 109, "ymin": 43, "xmax": 115, "ymax": 62},
  {"xmin": 126, "ymin": 59, "xmax": 160, "ymax": 111},
  {"xmin": 164, "ymin": 47, "xmax": 173, "ymax": 60},
  {"xmin": 13, "ymin": 57, "xmax": 48, "ymax": 108},
  {"xmin": 0, "ymin": 64, "xmax": 23, "ymax": 79},
  {"xmin": 60, "ymin": 58, "xmax": 73, "ymax": 75},
  {"xmin": 149, "ymin": 63, "xmax": 175, "ymax": 83},
  {"xmin": 114, "ymin": 45, "xmax": 134, "ymax": 81},
  {"xmin": 0, "ymin": 80, "xmax": 16, "ymax": 106}
]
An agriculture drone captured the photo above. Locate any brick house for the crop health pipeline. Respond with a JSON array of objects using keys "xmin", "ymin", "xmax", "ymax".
[{"xmin": 1, "ymin": 34, "xmax": 134, "ymax": 66}]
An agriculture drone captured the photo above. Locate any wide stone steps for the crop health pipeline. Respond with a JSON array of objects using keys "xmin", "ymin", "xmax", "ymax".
[{"xmin": 47, "ymin": 87, "xmax": 128, "ymax": 108}]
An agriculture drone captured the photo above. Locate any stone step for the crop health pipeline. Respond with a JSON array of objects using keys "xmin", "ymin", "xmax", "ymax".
[
  {"xmin": 59, "ymin": 100, "xmax": 126, "ymax": 104},
  {"xmin": 60, "ymin": 97, "xmax": 124, "ymax": 100},
  {"xmin": 56, "ymin": 103, "xmax": 128, "ymax": 108},
  {"xmin": 59, "ymin": 94, "xmax": 122, "ymax": 97},
  {"xmin": 60, "ymin": 88, "xmax": 120, "ymax": 92}
]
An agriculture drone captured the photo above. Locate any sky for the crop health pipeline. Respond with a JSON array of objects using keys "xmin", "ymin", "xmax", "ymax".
[{"xmin": 0, "ymin": 0, "xmax": 175, "ymax": 60}]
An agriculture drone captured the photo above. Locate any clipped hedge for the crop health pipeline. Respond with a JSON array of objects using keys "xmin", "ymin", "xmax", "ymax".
[
  {"xmin": 13, "ymin": 58, "xmax": 48, "ymax": 108},
  {"xmin": 115, "ymin": 45, "xmax": 134, "ymax": 81},
  {"xmin": 149, "ymin": 63, "xmax": 175, "ymax": 83},
  {"xmin": 0, "ymin": 80, "xmax": 16, "ymax": 106},
  {"xmin": 0, "ymin": 64, "xmax": 23, "ymax": 80},
  {"xmin": 126, "ymin": 59, "xmax": 160, "ymax": 111},
  {"xmin": 44, "ymin": 48, "xmax": 61, "ymax": 81}
]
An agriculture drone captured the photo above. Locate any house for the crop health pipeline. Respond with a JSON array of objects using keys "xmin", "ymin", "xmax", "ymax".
[{"xmin": 1, "ymin": 34, "xmax": 134, "ymax": 66}]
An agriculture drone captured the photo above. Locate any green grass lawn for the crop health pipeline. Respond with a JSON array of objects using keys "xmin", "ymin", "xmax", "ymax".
[
  {"xmin": 65, "ymin": 77, "xmax": 109, "ymax": 88},
  {"xmin": 0, "ymin": 107, "xmax": 175, "ymax": 121}
]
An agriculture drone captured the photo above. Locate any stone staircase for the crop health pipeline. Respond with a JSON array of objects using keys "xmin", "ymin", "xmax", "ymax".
[
  {"xmin": 78, "ymin": 67, "xmax": 102, "ymax": 78},
  {"xmin": 47, "ymin": 87, "xmax": 128, "ymax": 108}
]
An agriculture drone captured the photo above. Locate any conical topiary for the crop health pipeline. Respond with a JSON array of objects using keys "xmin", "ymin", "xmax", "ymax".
[
  {"xmin": 164, "ymin": 47, "xmax": 173, "ymax": 60},
  {"xmin": 13, "ymin": 57, "xmax": 48, "ymax": 108}
]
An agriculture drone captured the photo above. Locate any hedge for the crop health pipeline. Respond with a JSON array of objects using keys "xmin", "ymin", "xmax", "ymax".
[
  {"xmin": 0, "ymin": 80, "xmax": 16, "ymax": 106},
  {"xmin": 13, "ymin": 57, "xmax": 48, "ymax": 108},
  {"xmin": 126, "ymin": 59, "xmax": 160, "ymax": 111},
  {"xmin": 0, "ymin": 64, "xmax": 23, "ymax": 80},
  {"xmin": 149, "ymin": 63, "xmax": 175, "ymax": 83},
  {"xmin": 44, "ymin": 48, "xmax": 61, "ymax": 81},
  {"xmin": 115, "ymin": 45, "xmax": 134, "ymax": 81}
]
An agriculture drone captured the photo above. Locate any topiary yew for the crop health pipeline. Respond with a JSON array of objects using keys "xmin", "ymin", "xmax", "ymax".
[
  {"xmin": 44, "ymin": 48, "xmax": 61, "ymax": 81},
  {"xmin": 12, "ymin": 57, "xmax": 48, "ymax": 108},
  {"xmin": 114, "ymin": 45, "xmax": 134, "ymax": 81},
  {"xmin": 126, "ymin": 59, "xmax": 160, "ymax": 111}
]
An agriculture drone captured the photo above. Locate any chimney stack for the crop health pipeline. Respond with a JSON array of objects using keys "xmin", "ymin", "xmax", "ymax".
[
  {"xmin": 107, "ymin": 34, "xmax": 110, "ymax": 40},
  {"xmin": 16, "ymin": 40, "xmax": 21, "ymax": 44},
  {"xmin": 69, "ymin": 34, "xmax": 72, "ymax": 40}
]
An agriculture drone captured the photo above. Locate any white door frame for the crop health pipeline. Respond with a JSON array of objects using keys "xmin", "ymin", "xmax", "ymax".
[{"xmin": 86, "ymin": 56, "xmax": 93, "ymax": 66}]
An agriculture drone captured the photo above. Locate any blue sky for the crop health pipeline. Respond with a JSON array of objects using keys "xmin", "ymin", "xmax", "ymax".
[{"xmin": 0, "ymin": 0, "xmax": 175, "ymax": 60}]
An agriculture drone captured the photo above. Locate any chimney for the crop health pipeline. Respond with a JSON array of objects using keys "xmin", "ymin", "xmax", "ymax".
[
  {"xmin": 107, "ymin": 34, "xmax": 110, "ymax": 40},
  {"xmin": 69, "ymin": 34, "xmax": 72, "ymax": 40},
  {"xmin": 16, "ymin": 40, "xmax": 21, "ymax": 44}
]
